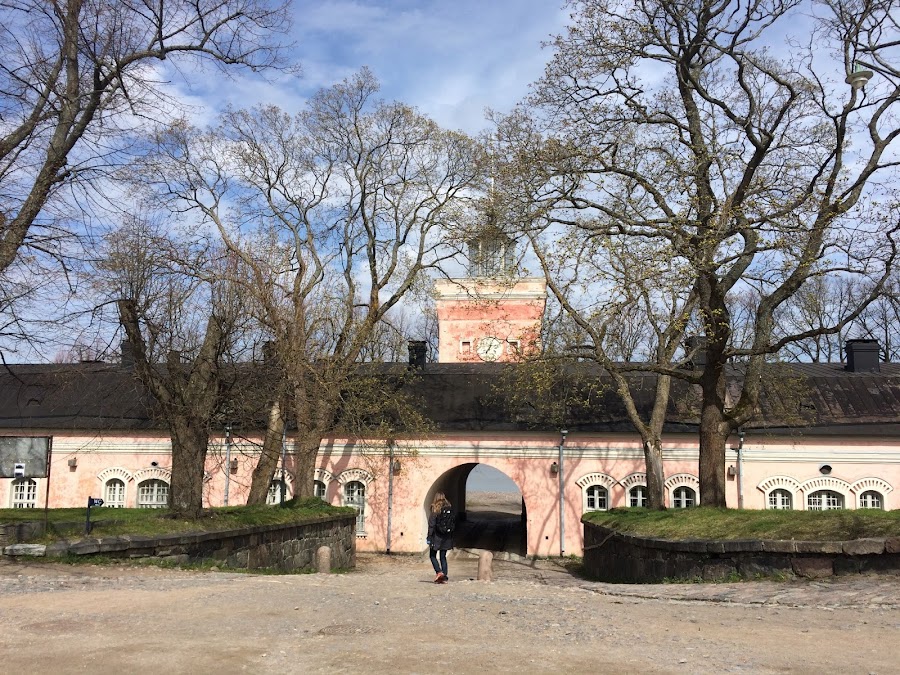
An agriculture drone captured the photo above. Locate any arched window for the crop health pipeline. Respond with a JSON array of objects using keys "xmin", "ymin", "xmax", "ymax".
[
  {"xmin": 672, "ymin": 486, "xmax": 696, "ymax": 508},
  {"xmin": 807, "ymin": 490, "xmax": 844, "ymax": 510},
  {"xmin": 137, "ymin": 479, "xmax": 168, "ymax": 508},
  {"xmin": 267, "ymin": 479, "xmax": 290, "ymax": 505},
  {"xmin": 585, "ymin": 485, "xmax": 608, "ymax": 512},
  {"xmin": 767, "ymin": 489, "xmax": 793, "ymax": 510},
  {"xmin": 314, "ymin": 480, "xmax": 327, "ymax": 500},
  {"xmin": 104, "ymin": 479, "xmax": 126, "ymax": 508},
  {"xmin": 11, "ymin": 478, "xmax": 37, "ymax": 508},
  {"xmin": 344, "ymin": 481, "xmax": 366, "ymax": 533},
  {"xmin": 858, "ymin": 490, "xmax": 883, "ymax": 510},
  {"xmin": 629, "ymin": 486, "xmax": 647, "ymax": 508}
]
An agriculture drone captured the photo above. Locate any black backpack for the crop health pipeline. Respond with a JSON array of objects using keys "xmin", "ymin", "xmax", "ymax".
[{"xmin": 435, "ymin": 506, "xmax": 455, "ymax": 535}]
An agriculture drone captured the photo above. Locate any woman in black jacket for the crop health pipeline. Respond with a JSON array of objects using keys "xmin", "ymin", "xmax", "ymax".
[{"xmin": 427, "ymin": 491, "xmax": 453, "ymax": 583}]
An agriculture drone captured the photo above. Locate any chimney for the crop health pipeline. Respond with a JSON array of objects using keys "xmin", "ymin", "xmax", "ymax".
[
  {"xmin": 408, "ymin": 340, "xmax": 427, "ymax": 369},
  {"xmin": 684, "ymin": 335, "xmax": 707, "ymax": 368},
  {"xmin": 121, "ymin": 340, "xmax": 135, "ymax": 367},
  {"xmin": 845, "ymin": 339, "xmax": 880, "ymax": 373}
]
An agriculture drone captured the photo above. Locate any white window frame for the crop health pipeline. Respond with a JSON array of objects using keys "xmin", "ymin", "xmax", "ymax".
[
  {"xmin": 807, "ymin": 489, "xmax": 844, "ymax": 511},
  {"xmin": 11, "ymin": 478, "xmax": 37, "ymax": 508},
  {"xmin": 344, "ymin": 480, "xmax": 366, "ymax": 533},
  {"xmin": 799, "ymin": 476, "xmax": 850, "ymax": 511},
  {"xmin": 672, "ymin": 486, "xmax": 696, "ymax": 508},
  {"xmin": 336, "ymin": 469, "xmax": 374, "ymax": 536},
  {"xmin": 267, "ymin": 478, "xmax": 291, "ymax": 504},
  {"xmin": 137, "ymin": 479, "xmax": 169, "ymax": 509},
  {"xmin": 314, "ymin": 479, "xmax": 327, "ymax": 499},
  {"xmin": 850, "ymin": 477, "xmax": 893, "ymax": 510},
  {"xmin": 767, "ymin": 488, "xmax": 793, "ymax": 510},
  {"xmin": 858, "ymin": 490, "xmax": 883, "ymax": 510},
  {"xmin": 628, "ymin": 485, "xmax": 647, "ymax": 508},
  {"xmin": 665, "ymin": 473, "xmax": 700, "ymax": 507},
  {"xmin": 584, "ymin": 485, "xmax": 608, "ymax": 512},
  {"xmin": 577, "ymin": 472, "xmax": 616, "ymax": 512},
  {"xmin": 104, "ymin": 478, "xmax": 126, "ymax": 508}
]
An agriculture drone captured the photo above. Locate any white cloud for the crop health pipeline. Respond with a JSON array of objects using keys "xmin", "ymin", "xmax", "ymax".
[{"xmin": 158, "ymin": 0, "xmax": 568, "ymax": 133}]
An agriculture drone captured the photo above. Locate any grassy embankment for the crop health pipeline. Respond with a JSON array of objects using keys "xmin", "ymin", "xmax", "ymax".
[
  {"xmin": 0, "ymin": 497, "xmax": 356, "ymax": 543},
  {"xmin": 583, "ymin": 507, "xmax": 900, "ymax": 541}
]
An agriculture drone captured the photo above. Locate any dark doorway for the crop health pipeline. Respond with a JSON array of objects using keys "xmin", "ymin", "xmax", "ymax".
[{"xmin": 454, "ymin": 464, "xmax": 526, "ymax": 557}]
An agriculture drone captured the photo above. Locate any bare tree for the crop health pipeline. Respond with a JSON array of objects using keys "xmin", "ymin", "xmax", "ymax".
[
  {"xmin": 853, "ymin": 275, "xmax": 900, "ymax": 362},
  {"xmin": 776, "ymin": 276, "xmax": 863, "ymax": 362},
  {"xmin": 0, "ymin": 0, "xmax": 291, "ymax": 278},
  {"xmin": 510, "ymin": 0, "xmax": 900, "ymax": 506},
  {"xmin": 133, "ymin": 69, "xmax": 479, "ymax": 498},
  {"xmin": 96, "ymin": 215, "xmax": 247, "ymax": 517}
]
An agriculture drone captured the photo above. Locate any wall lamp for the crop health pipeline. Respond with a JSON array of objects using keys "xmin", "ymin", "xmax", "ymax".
[
  {"xmin": 67, "ymin": 457, "xmax": 77, "ymax": 469},
  {"xmin": 550, "ymin": 461, "xmax": 559, "ymax": 475},
  {"xmin": 727, "ymin": 465, "xmax": 736, "ymax": 478},
  {"xmin": 229, "ymin": 458, "xmax": 239, "ymax": 474},
  {"xmin": 391, "ymin": 459, "xmax": 402, "ymax": 475}
]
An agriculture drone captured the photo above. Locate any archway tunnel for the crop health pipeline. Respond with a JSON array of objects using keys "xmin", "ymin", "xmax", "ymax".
[{"xmin": 426, "ymin": 462, "xmax": 526, "ymax": 557}]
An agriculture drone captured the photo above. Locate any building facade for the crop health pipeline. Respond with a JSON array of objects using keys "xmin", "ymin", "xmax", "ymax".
[{"xmin": 2, "ymin": 271, "xmax": 899, "ymax": 557}]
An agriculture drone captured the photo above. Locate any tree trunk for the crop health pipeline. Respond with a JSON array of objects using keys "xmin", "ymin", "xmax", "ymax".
[
  {"xmin": 698, "ymin": 365, "xmax": 729, "ymax": 507},
  {"xmin": 643, "ymin": 436, "xmax": 666, "ymax": 510},
  {"xmin": 289, "ymin": 434, "xmax": 321, "ymax": 500},
  {"xmin": 247, "ymin": 398, "xmax": 286, "ymax": 505},
  {"xmin": 168, "ymin": 419, "xmax": 209, "ymax": 518}
]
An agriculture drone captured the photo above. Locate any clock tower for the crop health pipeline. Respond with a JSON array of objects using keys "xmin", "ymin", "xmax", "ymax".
[{"xmin": 434, "ymin": 230, "xmax": 546, "ymax": 364}]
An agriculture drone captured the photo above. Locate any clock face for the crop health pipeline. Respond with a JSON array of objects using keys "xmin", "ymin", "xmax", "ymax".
[{"xmin": 476, "ymin": 336, "xmax": 503, "ymax": 361}]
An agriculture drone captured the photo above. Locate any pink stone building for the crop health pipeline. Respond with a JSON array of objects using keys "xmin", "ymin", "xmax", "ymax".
[{"xmin": 2, "ymin": 274, "xmax": 899, "ymax": 557}]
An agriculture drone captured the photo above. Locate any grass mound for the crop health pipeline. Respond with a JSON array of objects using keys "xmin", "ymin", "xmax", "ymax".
[
  {"xmin": 583, "ymin": 507, "xmax": 900, "ymax": 541},
  {"xmin": 1, "ymin": 499, "xmax": 355, "ymax": 542}
]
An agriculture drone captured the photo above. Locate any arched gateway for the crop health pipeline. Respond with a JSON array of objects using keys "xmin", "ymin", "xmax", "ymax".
[{"xmin": 424, "ymin": 463, "xmax": 526, "ymax": 557}]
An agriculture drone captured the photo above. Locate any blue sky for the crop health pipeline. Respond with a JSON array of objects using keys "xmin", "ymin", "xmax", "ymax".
[{"xmin": 171, "ymin": 0, "xmax": 569, "ymax": 133}]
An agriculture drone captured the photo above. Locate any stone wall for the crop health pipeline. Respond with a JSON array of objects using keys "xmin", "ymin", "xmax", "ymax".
[
  {"xmin": 0, "ymin": 521, "xmax": 43, "ymax": 549},
  {"xmin": 3, "ymin": 514, "xmax": 357, "ymax": 572},
  {"xmin": 583, "ymin": 521, "xmax": 900, "ymax": 583}
]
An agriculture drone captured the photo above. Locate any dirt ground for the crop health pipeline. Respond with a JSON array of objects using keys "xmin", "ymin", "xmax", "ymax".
[{"xmin": 1, "ymin": 550, "xmax": 899, "ymax": 674}]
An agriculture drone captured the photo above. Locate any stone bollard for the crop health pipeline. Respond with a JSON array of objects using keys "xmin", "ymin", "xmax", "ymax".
[
  {"xmin": 316, "ymin": 545, "xmax": 332, "ymax": 574},
  {"xmin": 477, "ymin": 550, "xmax": 493, "ymax": 582}
]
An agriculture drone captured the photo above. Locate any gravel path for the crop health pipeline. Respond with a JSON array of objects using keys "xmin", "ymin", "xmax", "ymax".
[{"xmin": 1, "ymin": 553, "xmax": 898, "ymax": 674}]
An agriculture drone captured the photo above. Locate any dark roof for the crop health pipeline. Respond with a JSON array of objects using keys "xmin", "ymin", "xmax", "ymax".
[
  {"xmin": 1, "ymin": 360, "xmax": 899, "ymax": 436},
  {"xmin": 0, "ymin": 363, "xmax": 158, "ymax": 431}
]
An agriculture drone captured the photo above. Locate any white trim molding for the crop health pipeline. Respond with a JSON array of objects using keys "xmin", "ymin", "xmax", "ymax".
[
  {"xmin": 799, "ymin": 476, "xmax": 851, "ymax": 495},
  {"xmin": 664, "ymin": 473, "xmax": 699, "ymax": 490},
  {"xmin": 618, "ymin": 472, "xmax": 647, "ymax": 490},
  {"xmin": 665, "ymin": 473, "xmax": 700, "ymax": 506},
  {"xmin": 336, "ymin": 468, "xmax": 374, "ymax": 486},
  {"xmin": 756, "ymin": 475, "xmax": 801, "ymax": 494},
  {"xmin": 756, "ymin": 476, "xmax": 801, "ymax": 510},
  {"xmin": 575, "ymin": 472, "xmax": 617, "ymax": 490},
  {"xmin": 132, "ymin": 467, "xmax": 172, "ymax": 483},
  {"xmin": 314, "ymin": 468, "xmax": 336, "ymax": 484},
  {"xmin": 576, "ymin": 473, "xmax": 616, "ymax": 513},
  {"xmin": 97, "ymin": 467, "xmax": 134, "ymax": 483},
  {"xmin": 849, "ymin": 477, "xmax": 893, "ymax": 495},
  {"xmin": 273, "ymin": 470, "xmax": 294, "ymax": 487}
]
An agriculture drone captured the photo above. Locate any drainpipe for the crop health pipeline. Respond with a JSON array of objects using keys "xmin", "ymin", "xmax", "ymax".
[
  {"xmin": 737, "ymin": 429, "xmax": 745, "ymax": 509},
  {"xmin": 558, "ymin": 429, "xmax": 568, "ymax": 557},
  {"xmin": 223, "ymin": 424, "xmax": 232, "ymax": 506}
]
